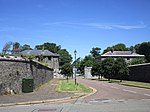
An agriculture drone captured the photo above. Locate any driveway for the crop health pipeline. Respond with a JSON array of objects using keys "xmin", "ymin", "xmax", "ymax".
[{"xmin": 77, "ymin": 78, "xmax": 150, "ymax": 103}]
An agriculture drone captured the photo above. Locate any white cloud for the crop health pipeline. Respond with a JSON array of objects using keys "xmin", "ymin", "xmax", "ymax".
[
  {"xmin": 113, "ymin": 24, "xmax": 146, "ymax": 29},
  {"xmin": 41, "ymin": 21, "xmax": 147, "ymax": 30}
]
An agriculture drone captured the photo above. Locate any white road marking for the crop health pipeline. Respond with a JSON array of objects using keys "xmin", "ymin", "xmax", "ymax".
[
  {"xmin": 144, "ymin": 94, "xmax": 150, "ymax": 97},
  {"xmin": 110, "ymin": 86, "xmax": 119, "ymax": 89},
  {"xmin": 123, "ymin": 89, "xmax": 137, "ymax": 93}
]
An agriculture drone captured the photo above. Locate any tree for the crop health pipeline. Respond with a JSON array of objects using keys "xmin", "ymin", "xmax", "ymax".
[
  {"xmin": 102, "ymin": 43, "xmax": 128, "ymax": 54},
  {"xmin": 2, "ymin": 41, "xmax": 13, "ymax": 54},
  {"xmin": 91, "ymin": 60, "xmax": 103, "ymax": 79},
  {"xmin": 103, "ymin": 47, "xmax": 113, "ymax": 54},
  {"xmin": 61, "ymin": 63, "xmax": 73, "ymax": 80},
  {"xmin": 113, "ymin": 58, "xmax": 129, "ymax": 82},
  {"xmin": 35, "ymin": 42, "xmax": 61, "ymax": 53},
  {"xmin": 13, "ymin": 42, "xmax": 20, "ymax": 49},
  {"xmin": 22, "ymin": 44, "xmax": 32, "ymax": 51},
  {"xmin": 58, "ymin": 49, "xmax": 72, "ymax": 67},
  {"xmin": 135, "ymin": 42, "xmax": 150, "ymax": 62},
  {"xmin": 101, "ymin": 57, "xmax": 114, "ymax": 81},
  {"xmin": 80, "ymin": 55, "xmax": 95, "ymax": 74},
  {"xmin": 72, "ymin": 57, "xmax": 81, "ymax": 71},
  {"xmin": 90, "ymin": 47, "xmax": 101, "ymax": 58},
  {"xmin": 113, "ymin": 43, "xmax": 128, "ymax": 51},
  {"xmin": 129, "ymin": 58, "xmax": 145, "ymax": 65}
]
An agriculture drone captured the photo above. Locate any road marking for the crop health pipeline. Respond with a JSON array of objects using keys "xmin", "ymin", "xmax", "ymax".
[
  {"xmin": 144, "ymin": 94, "xmax": 150, "ymax": 97},
  {"xmin": 123, "ymin": 89, "xmax": 137, "ymax": 93},
  {"xmin": 110, "ymin": 86, "xmax": 119, "ymax": 89}
]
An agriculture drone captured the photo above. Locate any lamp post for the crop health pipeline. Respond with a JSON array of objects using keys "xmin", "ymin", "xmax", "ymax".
[{"xmin": 74, "ymin": 50, "xmax": 77, "ymax": 85}]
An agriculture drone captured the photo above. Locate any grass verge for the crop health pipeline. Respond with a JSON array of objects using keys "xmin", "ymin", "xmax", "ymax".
[
  {"xmin": 98, "ymin": 78, "xmax": 150, "ymax": 89},
  {"xmin": 58, "ymin": 79, "xmax": 92, "ymax": 93},
  {"xmin": 120, "ymin": 80, "xmax": 150, "ymax": 89}
]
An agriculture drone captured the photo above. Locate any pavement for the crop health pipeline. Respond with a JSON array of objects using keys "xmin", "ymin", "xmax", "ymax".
[{"xmin": 0, "ymin": 79, "xmax": 76, "ymax": 106}]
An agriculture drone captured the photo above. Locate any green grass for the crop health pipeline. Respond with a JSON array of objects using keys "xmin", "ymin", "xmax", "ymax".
[
  {"xmin": 58, "ymin": 79, "xmax": 92, "ymax": 93},
  {"xmin": 121, "ymin": 80, "xmax": 150, "ymax": 89},
  {"xmin": 98, "ymin": 78, "xmax": 150, "ymax": 89}
]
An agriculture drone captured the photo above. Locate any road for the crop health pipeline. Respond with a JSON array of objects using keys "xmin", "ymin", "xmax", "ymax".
[
  {"xmin": 0, "ymin": 78, "xmax": 150, "ymax": 112},
  {"xmin": 77, "ymin": 78, "xmax": 150, "ymax": 102}
]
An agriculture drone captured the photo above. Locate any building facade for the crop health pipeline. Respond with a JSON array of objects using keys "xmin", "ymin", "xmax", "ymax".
[
  {"xmin": 99, "ymin": 51, "xmax": 144, "ymax": 63},
  {"xmin": 21, "ymin": 50, "xmax": 60, "ymax": 78}
]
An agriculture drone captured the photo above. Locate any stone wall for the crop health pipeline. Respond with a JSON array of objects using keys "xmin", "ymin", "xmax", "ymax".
[
  {"xmin": 0, "ymin": 58, "xmax": 53, "ymax": 95},
  {"xmin": 84, "ymin": 67, "xmax": 93, "ymax": 79},
  {"xmin": 128, "ymin": 63, "xmax": 150, "ymax": 83}
]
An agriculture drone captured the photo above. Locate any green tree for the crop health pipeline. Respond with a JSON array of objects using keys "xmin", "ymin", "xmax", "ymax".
[
  {"xmin": 102, "ymin": 43, "xmax": 128, "ymax": 54},
  {"xmin": 113, "ymin": 58, "xmax": 129, "ymax": 82},
  {"xmin": 22, "ymin": 44, "xmax": 32, "ymax": 51},
  {"xmin": 35, "ymin": 42, "xmax": 61, "ymax": 53},
  {"xmin": 113, "ymin": 43, "xmax": 128, "ymax": 51},
  {"xmin": 80, "ymin": 55, "xmax": 95, "ymax": 74},
  {"xmin": 58, "ymin": 49, "xmax": 72, "ymax": 67},
  {"xmin": 91, "ymin": 60, "xmax": 103, "ymax": 79},
  {"xmin": 101, "ymin": 57, "xmax": 114, "ymax": 81},
  {"xmin": 13, "ymin": 42, "xmax": 20, "ymax": 49},
  {"xmin": 72, "ymin": 57, "xmax": 81, "ymax": 71},
  {"xmin": 135, "ymin": 42, "xmax": 150, "ymax": 62},
  {"xmin": 129, "ymin": 58, "xmax": 145, "ymax": 65},
  {"xmin": 90, "ymin": 47, "xmax": 101, "ymax": 58},
  {"xmin": 61, "ymin": 63, "xmax": 73, "ymax": 80},
  {"xmin": 103, "ymin": 47, "xmax": 113, "ymax": 54}
]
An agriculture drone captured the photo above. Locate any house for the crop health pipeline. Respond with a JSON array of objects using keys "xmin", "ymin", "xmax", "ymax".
[
  {"xmin": 99, "ymin": 51, "xmax": 144, "ymax": 62},
  {"xmin": 21, "ymin": 49, "xmax": 60, "ymax": 78}
]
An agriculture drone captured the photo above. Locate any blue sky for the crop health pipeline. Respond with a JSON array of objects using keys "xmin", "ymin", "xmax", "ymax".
[{"xmin": 0, "ymin": 0, "xmax": 150, "ymax": 59}]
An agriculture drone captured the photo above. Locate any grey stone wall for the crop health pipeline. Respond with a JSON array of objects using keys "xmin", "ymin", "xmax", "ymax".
[
  {"xmin": 128, "ymin": 63, "xmax": 150, "ymax": 83},
  {"xmin": 0, "ymin": 59, "xmax": 53, "ymax": 95}
]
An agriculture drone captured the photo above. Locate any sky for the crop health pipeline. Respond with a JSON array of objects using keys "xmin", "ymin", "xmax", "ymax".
[{"xmin": 0, "ymin": 0, "xmax": 150, "ymax": 60}]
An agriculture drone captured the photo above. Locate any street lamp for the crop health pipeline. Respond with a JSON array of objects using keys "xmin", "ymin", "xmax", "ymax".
[{"xmin": 74, "ymin": 50, "xmax": 77, "ymax": 85}]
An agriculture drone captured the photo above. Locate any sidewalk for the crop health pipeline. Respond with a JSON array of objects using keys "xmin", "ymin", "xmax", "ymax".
[{"xmin": 0, "ymin": 79, "xmax": 75, "ymax": 105}]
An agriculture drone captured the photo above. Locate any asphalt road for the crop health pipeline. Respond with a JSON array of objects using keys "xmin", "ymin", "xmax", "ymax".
[
  {"xmin": 77, "ymin": 78, "xmax": 150, "ymax": 102},
  {"xmin": 0, "ymin": 78, "xmax": 150, "ymax": 112}
]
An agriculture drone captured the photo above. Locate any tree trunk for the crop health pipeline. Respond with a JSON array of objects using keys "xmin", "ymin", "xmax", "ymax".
[
  {"xmin": 98, "ymin": 75, "xmax": 100, "ymax": 80},
  {"xmin": 67, "ymin": 76, "xmax": 69, "ymax": 83}
]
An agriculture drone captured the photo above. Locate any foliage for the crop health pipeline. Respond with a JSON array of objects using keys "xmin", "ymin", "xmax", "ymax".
[
  {"xmin": 113, "ymin": 58, "xmax": 129, "ymax": 82},
  {"xmin": 13, "ymin": 42, "xmax": 20, "ymax": 49},
  {"xmin": 103, "ymin": 47, "xmax": 112, "ymax": 54},
  {"xmin": 103, "ymin": 43, "xmax": 128, "ymax": 54},
  {"xmin": 129, "ymin": 58, "xmax": 145, "ymax": 65},
  {"xmin": 2, "ymin": 41, "xmax": 13, "ymax": 54},
  {"xmin": 72, "ymin": 57, "xmax": 81, "ymax": 71},
  {"xmin": 58, "ymin": 49, "xmax": 72, "ymax": 67},
  {"xmin": 113, "ymin": 43, "xmax": 128, "ymax": 51},
  {"xmin": 35, "ymin": 42, "xmax": 61, "ymax": 53},
  {"xmin": 60, "ymin": 63, "xmax": 73, "ymax": 80},
  {"xmin": 134, "ymin": 42, "xmax": 150, "ymax": 62},
  {"xmin": 90, "ymin": 47, "xmax": 101, "ymax": 58},
  {"xmin": 79, "ymin": 55, "xmax": 95, "ymax": 74},
  {"xmin": 91, "ymin": 60, "xmax": 103, "ymax": 79},
  {"xmin": 22, "ymin": 44, "xmax": 32, "ymax": 51},
  {"xmin": 24, "ymin": 55, "xmax": 36, "ymax": 60},
  {"xmin": 101, "ymin": 57, "xmax": 114, "ymax": 81}
]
